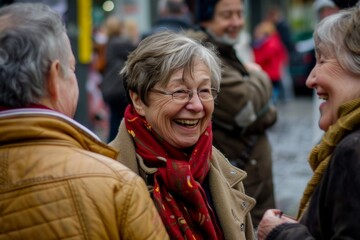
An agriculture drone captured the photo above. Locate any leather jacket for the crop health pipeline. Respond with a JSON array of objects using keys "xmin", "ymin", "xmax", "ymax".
[{"xmin": 0, "ymin": 108, "xmax": 168, "ymax": 240}]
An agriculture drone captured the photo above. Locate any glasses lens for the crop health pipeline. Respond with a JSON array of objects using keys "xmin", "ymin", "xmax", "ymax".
[
  {"xmin": 211, "ymin": 88, "xmax": 218, "ymax": 100},
  {"xmin": 172, "ymin": 90, "xmax": 189, "ymax": 102},
  {"xmin": 171, "ymin": 89, "xmax": 218, "ymax": 103},
  {"xmin": 198, "ymin": 88, "xmax": 218, "ymax": 101}
]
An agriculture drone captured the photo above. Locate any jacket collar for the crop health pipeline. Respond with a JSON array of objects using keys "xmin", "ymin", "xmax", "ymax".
[
  {"xmin": 112, "ymin": 119, "xmax": 247, "ymax": 185},
  {"xmin": 0, "ymin": 108, "xmax": 117, "ymax": 159}
]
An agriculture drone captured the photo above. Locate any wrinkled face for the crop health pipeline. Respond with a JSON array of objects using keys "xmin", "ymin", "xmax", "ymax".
[
  {"xmin": 57, "ymin": 34, "xmax": 79, "ymax": 117},
  {"xmin": 134, "ymin": 59, "xmax": 214, "ymax": 149},
  {"xmin": 202, "ymin": 0, "xmax": 244, "ymax": 44},
  {"xmin": 306, "ymin": 46, "xmax": 360, "ymax": 131}
]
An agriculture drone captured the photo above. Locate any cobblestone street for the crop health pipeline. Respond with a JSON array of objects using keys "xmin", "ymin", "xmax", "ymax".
[{"xmin": 268, "ymin": 96, "xmax": 315, "ymax": 217}]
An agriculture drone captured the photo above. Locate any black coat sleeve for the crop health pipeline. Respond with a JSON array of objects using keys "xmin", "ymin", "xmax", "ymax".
[
  {"xmin": 267, "ymin": 131, "xmax": 360, "ymax": 240},
  {"xmin": 318, "ymin": 132, "xmax": 360, "ymax": 239},
  {"xmin": 265, "ymin": 223, "xmax": 315, "ymax": 240}
]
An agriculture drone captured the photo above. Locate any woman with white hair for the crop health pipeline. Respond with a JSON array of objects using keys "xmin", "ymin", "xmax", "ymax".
[{"xmin": 258, "ymin": 5, "xmax": 360, "ymax": 239}]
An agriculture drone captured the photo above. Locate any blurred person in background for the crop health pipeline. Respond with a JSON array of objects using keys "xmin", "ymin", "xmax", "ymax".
[
  {"xmin": 265, "ymin": 5, "xmax": 295, "ymax": 102},
  {"xmin": 258, "ymin": 5, "xmax": 360, "ymax": 239},
  {"xmin": 265, "ymin": 5, "xmax": 295, "ymax": 55},
  {"xmin": 0, "ymin": 3, "xmax": 168, "ymax": 239},
  {"xmin": 87, "ymin": 24, "xmax": 110, "ymax": 140},
  {"xmin": 314, "ymin": 0, "xmax": 339, "ymax": 20},
  {"xmin": 187, "ymin": 0, "xmax": 277, "ymax": 227},
  {"xmin": 125, "ymin": 19, "xmax": 140, "ymax": 45},
  {"xmin": 110, "ymin": 31, "xmax": 256, "ymax": 239},
  {"xmin": 141, "ymin": 0, "xmax": 192, "ymax": 39},
  {"xmin": 99, "ymin": 15, "xmax": 136, "ymax": 142},
  {"xmin": 252, "ymin": 21, "xmax": 288, "ymax": 104}
]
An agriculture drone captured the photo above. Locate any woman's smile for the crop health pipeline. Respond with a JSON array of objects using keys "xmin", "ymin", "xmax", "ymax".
[
  {"xmin": 133, "ymin": 59, "xmax": 214, "ymax": 149},
  {"xmin": 174, "ymin": 119, "xmax": 200, "ymax": 128}
]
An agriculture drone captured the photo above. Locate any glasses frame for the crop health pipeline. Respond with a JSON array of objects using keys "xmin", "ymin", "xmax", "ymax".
[{"xmin": 151, "ymin": 88, "xmax": 218, "ymax": 103}]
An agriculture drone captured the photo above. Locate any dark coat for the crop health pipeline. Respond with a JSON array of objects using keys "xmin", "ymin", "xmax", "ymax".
[
  {"xmin": 100, "ymin": 36, "xmax": 135, "ymax": 141},
  {"xmin": 186, "ymin": 29, "xmax": 277, "ymax": 226},
  {"xmin": 101, "ymin": 36, "xmax": 135, "ymax": 105},
  {"xmin": 267, "ymin": 129, "xmax": 360, "ymax": 239}
]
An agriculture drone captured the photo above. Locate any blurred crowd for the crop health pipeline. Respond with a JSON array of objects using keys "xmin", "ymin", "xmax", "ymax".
[{"xmin": 88, "ymin": 0, "xmax": 297, "ymax": 141}]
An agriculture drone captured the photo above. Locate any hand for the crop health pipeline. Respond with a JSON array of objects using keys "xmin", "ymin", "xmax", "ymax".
[
  {"xmin": 244, "ymin": 62, "xmax": 262, "ymax": 72},
  {"xmin": 257, "ymin": 209, "xmax": 298, "ymax": 240}
]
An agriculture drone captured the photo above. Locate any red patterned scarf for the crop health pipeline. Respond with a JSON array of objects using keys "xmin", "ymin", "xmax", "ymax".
[{"xmin": 124, "ymin": 105, "xmax": 223, "ymax": 240}]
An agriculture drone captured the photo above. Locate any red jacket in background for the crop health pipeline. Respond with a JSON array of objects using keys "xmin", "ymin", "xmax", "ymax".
[{"xmin": 253, "ymin": 33, "xmax": 288, "ymax": 82}]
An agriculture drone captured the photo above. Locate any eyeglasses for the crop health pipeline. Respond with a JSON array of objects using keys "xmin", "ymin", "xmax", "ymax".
[{"xmin": 151, "ymin": 88, "xmax": 218, "ymax": 104}]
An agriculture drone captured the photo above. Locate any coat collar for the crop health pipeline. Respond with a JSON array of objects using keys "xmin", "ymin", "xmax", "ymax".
[
  {"xmin": 0, "ymin": 108, "xmax": 117, "ymax": 159},
  {"xmin": 111, "ymin": 119, "xmax": 248, "ymax": 186}
]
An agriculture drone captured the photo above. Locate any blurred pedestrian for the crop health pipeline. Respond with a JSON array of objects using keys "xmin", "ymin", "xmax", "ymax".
[
  {"xmin": 125, "ymin": 19, "xmax": 140, "ymax": 45},
  {"xmin": 0, "ymin": 3, "xmax": 168, "ymax": 239},
  {"xmin": 99, "ymin": 15, "xmax": 136, "ymax": 142},
  {"xmin": 258, "ymin": 5, "xmax": 360, "ymax": 239},
  {"xmin": 187, "ymin": 0, "xmax": 277, "ymax": 227},
  {"xmin": 314, "ymin": 0, "xmax": 339, "ymax": 21},
  {"xmin": 265, "ymin": 5, "xmax": 295, "ymax": 102},
  {"xmin": 265, "ymin": 5, "xmax": 295, "ymax": 54},
  {"xmin": 253, "ymin": 21, "xmax": 288, "ymax": 104},
  {"xmin": 86, "ymin": 25, "xmax": 110, "ymax": 140},
  {"xmin": 141, "ymin": 0, "xmax": 192, "ymax": 39},
  {"xmin": 109, "ymin": 31, "xmax": 256, "ymax": 240}
]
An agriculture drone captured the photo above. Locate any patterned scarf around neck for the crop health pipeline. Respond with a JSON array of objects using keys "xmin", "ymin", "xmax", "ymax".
[
  {"xmin": 124, "ymin": 105, "xmax": 223, "ymax": 240},
  {"xmin": 297, "ymin": 98, "xmax": 360, "ymax": 219}
]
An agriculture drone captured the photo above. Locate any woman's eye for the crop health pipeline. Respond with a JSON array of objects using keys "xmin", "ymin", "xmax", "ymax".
[
  {"xmin": 173, "ymin": 89, "xmax": 188, "ymax": 94},
  {"xmin": 199, "ymin": 88, "xmax": 211, "ymax": 94}
]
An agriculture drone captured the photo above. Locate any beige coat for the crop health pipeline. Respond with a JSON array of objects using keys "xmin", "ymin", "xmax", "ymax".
[
  {"xmin": 0, "ymin": 108, "xmax": 168, "ymax": 240},
  {"xmin": 110, "ymin": 120, "xmax": 256, "ymax": 240}
]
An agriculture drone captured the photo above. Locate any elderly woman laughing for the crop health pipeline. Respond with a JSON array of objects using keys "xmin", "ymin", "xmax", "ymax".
[{"xmin": 109, "ymin": 31, "xmax": 256, "ymax": 240}]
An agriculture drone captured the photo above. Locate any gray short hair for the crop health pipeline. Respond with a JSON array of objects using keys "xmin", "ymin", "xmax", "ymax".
[
  {"xmin": 0, "ymin": 3, "xmax": 69, "ymax": 107},
  {"xmin": 121, "ymin": 31, "xmax": 222, "ymax": 105},
  {"xmin": 314, "ymin": 6, "xmax": 360, "ymax": 75}
]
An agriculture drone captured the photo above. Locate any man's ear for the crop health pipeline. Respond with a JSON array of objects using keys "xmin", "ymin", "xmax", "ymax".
[
  {"xmin": 47, "ymin": 60, "xmax": 61, "ymax": 103},
  {"xmin": 129, "ymin": 90, "xmax": 145, "ymax": 116}
]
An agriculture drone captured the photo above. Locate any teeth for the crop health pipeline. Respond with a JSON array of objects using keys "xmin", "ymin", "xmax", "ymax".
[
  {"xmin": 319, "ymin": 95, "xmax": 328, "ymax": 100},
  {"xmin": 175, "ymin": 119, "xmax": 198, "ymax": 125}
]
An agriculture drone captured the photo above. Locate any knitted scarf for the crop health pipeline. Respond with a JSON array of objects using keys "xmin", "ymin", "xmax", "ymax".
[
  {"xmin": 297, "ymin": 98, "xmax": 360, "ymax": 219},
  {"xmin": 124, "ymin": 105, "xmax": 223, "ymax": 240}
]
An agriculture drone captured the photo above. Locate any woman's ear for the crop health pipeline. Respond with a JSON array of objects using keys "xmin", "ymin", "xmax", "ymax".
[{"xmin": 129, "ymin": 90, "xmax": 145, "ymax": 116}]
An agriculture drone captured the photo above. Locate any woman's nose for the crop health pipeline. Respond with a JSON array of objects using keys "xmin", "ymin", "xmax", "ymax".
[
  {"xmin": 306, "ymin": 66, "xmax": 317, "ymax": 89},
  {"xmin": 186, "ymin": 92, "xmax": 204, "ymax": 111}
]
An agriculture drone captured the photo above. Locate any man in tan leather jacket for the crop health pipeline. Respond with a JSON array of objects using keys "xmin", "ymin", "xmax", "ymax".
[{"xmin": 0, "ymin": 3, "xmax": 168, "ymax": 239}]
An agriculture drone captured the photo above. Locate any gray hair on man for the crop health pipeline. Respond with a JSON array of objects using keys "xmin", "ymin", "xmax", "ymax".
[{"xmin": 0, "ymin": 3, "xmax": 70, "ymax": 107}]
